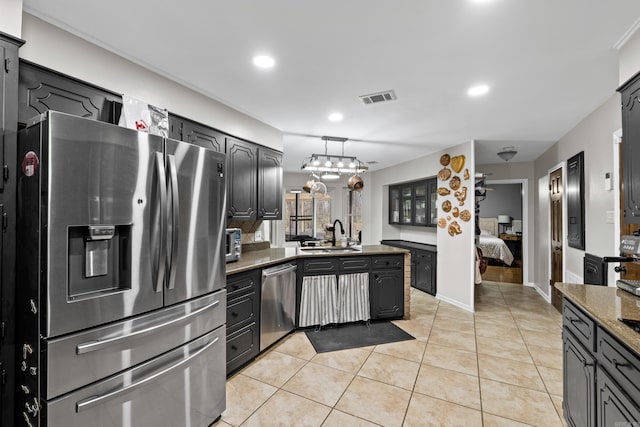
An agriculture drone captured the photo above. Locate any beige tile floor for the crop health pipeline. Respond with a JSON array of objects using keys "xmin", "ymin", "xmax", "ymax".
[{"xmin": 215, "ymin": 281, "xmax": 566, "ymax": 427}]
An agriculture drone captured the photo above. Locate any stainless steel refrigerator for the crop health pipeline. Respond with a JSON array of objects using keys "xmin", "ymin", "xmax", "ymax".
[{"xmin": 16, "ymin": 111, "xmax": 227, "ymax": 427}]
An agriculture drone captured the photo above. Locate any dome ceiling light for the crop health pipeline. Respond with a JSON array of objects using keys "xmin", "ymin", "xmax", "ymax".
[{"xmin": 497, "ymin": 146, "xmax": 517, "ymax": 162}]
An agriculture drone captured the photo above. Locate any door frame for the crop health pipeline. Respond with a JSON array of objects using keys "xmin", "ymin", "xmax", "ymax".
[
  {"xmin": 613, "ymin": 128, "xmax": 622, "ymax": 285},
  {"xmin": 547, "ymin": 161, "xmax": 567, "ymax": 301},
  {"xmin": 485, "ymin": 178, "xmax": 529, "ymax": 286}
]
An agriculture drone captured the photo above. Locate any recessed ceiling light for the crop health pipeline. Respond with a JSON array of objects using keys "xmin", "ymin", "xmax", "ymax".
[
  {"xmin": 467, "ymin": 84, "xmax": 490, "ymax": 97},
  {"xmin": 253, "ymin": 55, "xmax": 275, "ymax": 69},
  {"xmin": 328, "ymin": 113, "xmax": 343, "ymax": 122}
]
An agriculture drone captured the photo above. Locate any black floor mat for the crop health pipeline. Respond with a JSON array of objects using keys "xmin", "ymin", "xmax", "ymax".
[{"xmin": 305, "ymin": 321, "xmax": 415, "ymax": 353}]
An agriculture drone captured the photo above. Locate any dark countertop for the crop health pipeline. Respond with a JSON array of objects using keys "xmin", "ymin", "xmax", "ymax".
[
  {"xmin": 226, "ymin": 244, "xmax": 409, "ymax": 275},
  {"xmin": 380, "ymin": 239, "xmax": 437, "ymax": 252},
  {"xmin": 555, "ymin": 283, "xmax": 640, "ymax": 355}
]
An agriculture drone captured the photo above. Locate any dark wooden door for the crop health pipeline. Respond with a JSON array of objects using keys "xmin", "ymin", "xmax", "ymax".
[
  {"xmin": 370, "ymin": 270, "xmax": 403, "ymax": 319},
  {"xmin": 226, "ymin": 137, "xmax": 258, "ymax": 220},
  {"xmin": 550, "ymin": 168, "xmax": 563, "ymax": 312},
  {"xmin": 563, "ymin": 331, "xmax": 596, "ymax": 427},
  {"xmin": 258, "ymin": 147, "xmax": 283, "ymax": 220}
]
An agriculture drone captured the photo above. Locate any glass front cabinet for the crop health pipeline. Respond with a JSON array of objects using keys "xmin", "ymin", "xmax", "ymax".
[{"xmin": 388, "ymin": 177, "xmax": 437, "ymax": 227}]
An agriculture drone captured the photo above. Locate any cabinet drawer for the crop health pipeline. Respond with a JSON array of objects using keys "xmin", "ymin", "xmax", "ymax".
[
  {"xmin": 303, "ymin": 258, "xmax": 338, "ymax": 274},
  {"xmin": 339, "ymin": 257, "xmax": 370, "ymax": 272},
  {"xmin": 227, "ymin": 291, "xmax": 258, "ymax": 333},
  {"xmin": 226, "ymin": 322, "xmax": 259, "ymax": 374},
  {"xmin": 372, "ymin": 255, "xmax": 403, "ymax": 270},
  {"xmin": 226, "ymin": 270, "xmax": 259, "ymax": 300},
  {"xmin": 596, "ymin": 325, "xmax": 640, "ymax": 404},
  {"xmin": 563, "ymin": 298, "xmax": 595, "ymax": 351}
]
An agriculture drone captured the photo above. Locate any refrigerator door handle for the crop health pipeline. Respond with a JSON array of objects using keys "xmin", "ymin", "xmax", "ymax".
[
  {"xmin": 75, "ymin": 299, "xmax": 220, "ymax": 355},
  {"xmin": 167, "ymin": 154, "xmax": 180, "ymax": 290},
  {"xmin": 75, "ymin": 335, "xmax": 219, "ymax": 413},
  {"xmin": 154, "ymin": 153, "xmax": 168, "ymax": 293}
]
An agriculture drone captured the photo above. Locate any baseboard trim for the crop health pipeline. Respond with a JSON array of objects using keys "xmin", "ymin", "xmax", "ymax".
[
  {"xmin": 436, "ymin": 294, "xmax": 474, "ymax": 313},
  {"xmin": 533, "ymin": 284, "xmax": 551, "ymax": 303}
]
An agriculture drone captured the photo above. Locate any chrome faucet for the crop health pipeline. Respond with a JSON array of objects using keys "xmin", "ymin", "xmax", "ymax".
[{"xmin": 331, "ymin": 219, "xmax": 345, "ymax": 246}]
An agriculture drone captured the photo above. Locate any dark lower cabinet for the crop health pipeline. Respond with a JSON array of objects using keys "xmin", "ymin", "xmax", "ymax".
[
  {"xmin": 226, "ymin": 270, "xmax": 260, "ymax": 374},
  {"xmin": 563, "ymin": 330, "xmax": 596, "ymax": 427},
  {"xmin": 296, "ymin": 255, "xmax": 405, "ymax": 323},
  {"xmin": 597, "ymin": 366, "xmax": 640, "ymax": 426},
  {"xmin": 413, "ymin": 249, "xmax": 436, "ymax": 296},
  {"xmin": 562, "ymin": 297, "xmax": 640, "ymax": 427},
  {"xmin": 370, "ymin": 259, "xmax": 404, "ymax": 320},
  {"xmin": 380, "ymin": 240, "xmax": 437, "ymax": 296}
]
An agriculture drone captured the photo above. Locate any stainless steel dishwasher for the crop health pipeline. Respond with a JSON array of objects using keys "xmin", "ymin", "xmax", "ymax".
[{"xmin": 261, "ymin": 263, "xmax": 298, "ymax": 351}]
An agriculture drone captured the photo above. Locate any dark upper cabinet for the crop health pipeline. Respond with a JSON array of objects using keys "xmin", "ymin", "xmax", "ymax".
[
  {"xmin": 619, "ymin": 72, "xmax": 640, "ymax": 223},
  {"xmin": 226, "ymin": 137, "xmax": 258, "ymax": 220},
  {"xmin": 258, "ymin": 147, "xmax": 283, "ymax": 220},
  {"xmin": 389, "ymin": 178, "xmax": 437, "ymax": 227},
  {"xmin": 563, "ymin": 330, "xmax": 596, "ymax": 427},
  {"xmin": 168, "ymin": 114, "xmax": 224, "ymax": 152},
  {"xmin": 18, "ymin": 60, "xmax": 121, "ymax": 126},
  {"xmin": 389, "ymin": 185, "xmax": 401, "ymax": 224},
  {"xmin": 567, "ymin": 152, "xmax": 585, "ymax": 249}
]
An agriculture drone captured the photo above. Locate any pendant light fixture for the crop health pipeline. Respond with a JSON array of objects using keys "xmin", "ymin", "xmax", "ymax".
[{"xmin": 300, "ymin": 136, "xmax": 369, "ymax": 178}]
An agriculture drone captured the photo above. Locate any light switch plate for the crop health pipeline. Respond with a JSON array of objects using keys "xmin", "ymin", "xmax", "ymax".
[
  {"xmin": 255, "ymin": 230, "xmax": 263, "ymax": 241},
  {"xmin": 606, "ymin": 210, "xmax": 615, "ymax": 224}
]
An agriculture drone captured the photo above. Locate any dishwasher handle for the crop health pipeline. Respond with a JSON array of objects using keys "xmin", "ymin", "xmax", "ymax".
[{"xmin": 262, "ymin": 264, "xmax": 297, "ymax": 279}]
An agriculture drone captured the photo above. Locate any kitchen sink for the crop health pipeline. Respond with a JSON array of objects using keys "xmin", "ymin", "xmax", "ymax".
[{"xmin": 298, "ymin": 246, "xmax": 362, "ymax": 255}]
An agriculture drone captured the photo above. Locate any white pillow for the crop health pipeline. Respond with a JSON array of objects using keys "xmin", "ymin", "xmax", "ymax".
[{"xmin": 480, "ymin": 229, "xmax": 492, "ymax": 236}]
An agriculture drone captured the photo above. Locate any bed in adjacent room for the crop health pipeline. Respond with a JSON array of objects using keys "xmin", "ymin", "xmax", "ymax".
[{"xmin": 478, "ymin": 217, "xmax": 514, "ymax": 266}]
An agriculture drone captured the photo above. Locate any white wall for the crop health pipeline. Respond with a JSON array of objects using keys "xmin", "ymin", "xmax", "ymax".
[
  {"xmin": 365, "ymin": 141, "xmax": 475, "ymax": 311},
  {"xmin": 619, "ymin": 24, "xmax": 640, "ymax": 85},
  {"xmin": 19, "ymin": 14, "xmax": 283, "ymax": 151},
  {"xmin": 534, "ymin": 94, "xmax": 620, "ymax": 288},
  {"xmin": 0, "ymin": 0, "xmax": 22, "ymax": 38}
]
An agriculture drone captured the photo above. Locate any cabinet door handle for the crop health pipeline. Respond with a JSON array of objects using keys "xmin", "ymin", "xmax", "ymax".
[
  {"xmin": 231, "ymin": 311, "xmax": 239, "ymax": 317},
  {"xmin": 612, "ymin": 358, "xmax": 629, "ymax": 368},
  {"xmin": 231, "ymin": 345, "xmax": 238, "ymax": 351},
  {"xmin": 569, "ymin": 317, "xmax": 584, "ymax": 325},
  {"xmin": 583, "ymin": 360, "xmax": 594, "ymax": 367}
]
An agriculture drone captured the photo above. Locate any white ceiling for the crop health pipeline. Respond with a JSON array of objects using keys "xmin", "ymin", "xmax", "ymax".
[{"xmin": 23, "ymin": 0, "xmax": 640, "ymax": 171}]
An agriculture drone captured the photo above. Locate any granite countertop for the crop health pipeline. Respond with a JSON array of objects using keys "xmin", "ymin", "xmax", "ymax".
[
  {"xmin": 226, "ymin": 244, "xmax": 409, "ymax": 275},
  {"xmin": 555, "ymin": 283, "xmax": 640, "ymax": 355},
  {"xmin": 379, "ymin": 239, "xmax": 437, "ymax": 252}
]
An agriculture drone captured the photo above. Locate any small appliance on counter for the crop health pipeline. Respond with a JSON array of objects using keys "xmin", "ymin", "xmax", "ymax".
[
  {"xmin": 226, "ymin": 228, "xmax": 242, "ymax": 262},
  {"xmin": 610, "ymin": 234, "xmax": 640, "ymax": 297}
]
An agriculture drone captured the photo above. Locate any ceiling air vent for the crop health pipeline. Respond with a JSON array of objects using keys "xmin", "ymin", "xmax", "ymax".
[{"xmin": 359, "ymin": 90, "xmax": 397, "ymax": 105}]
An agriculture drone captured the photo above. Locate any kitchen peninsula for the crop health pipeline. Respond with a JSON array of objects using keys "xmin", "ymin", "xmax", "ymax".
[
  {"xmin": 225, "ymin": 245, "xmax": 410, "ymax": 374},
  {"xmin": 555, "ymin": 283, "xmax": 640, "ymax": 425}
]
